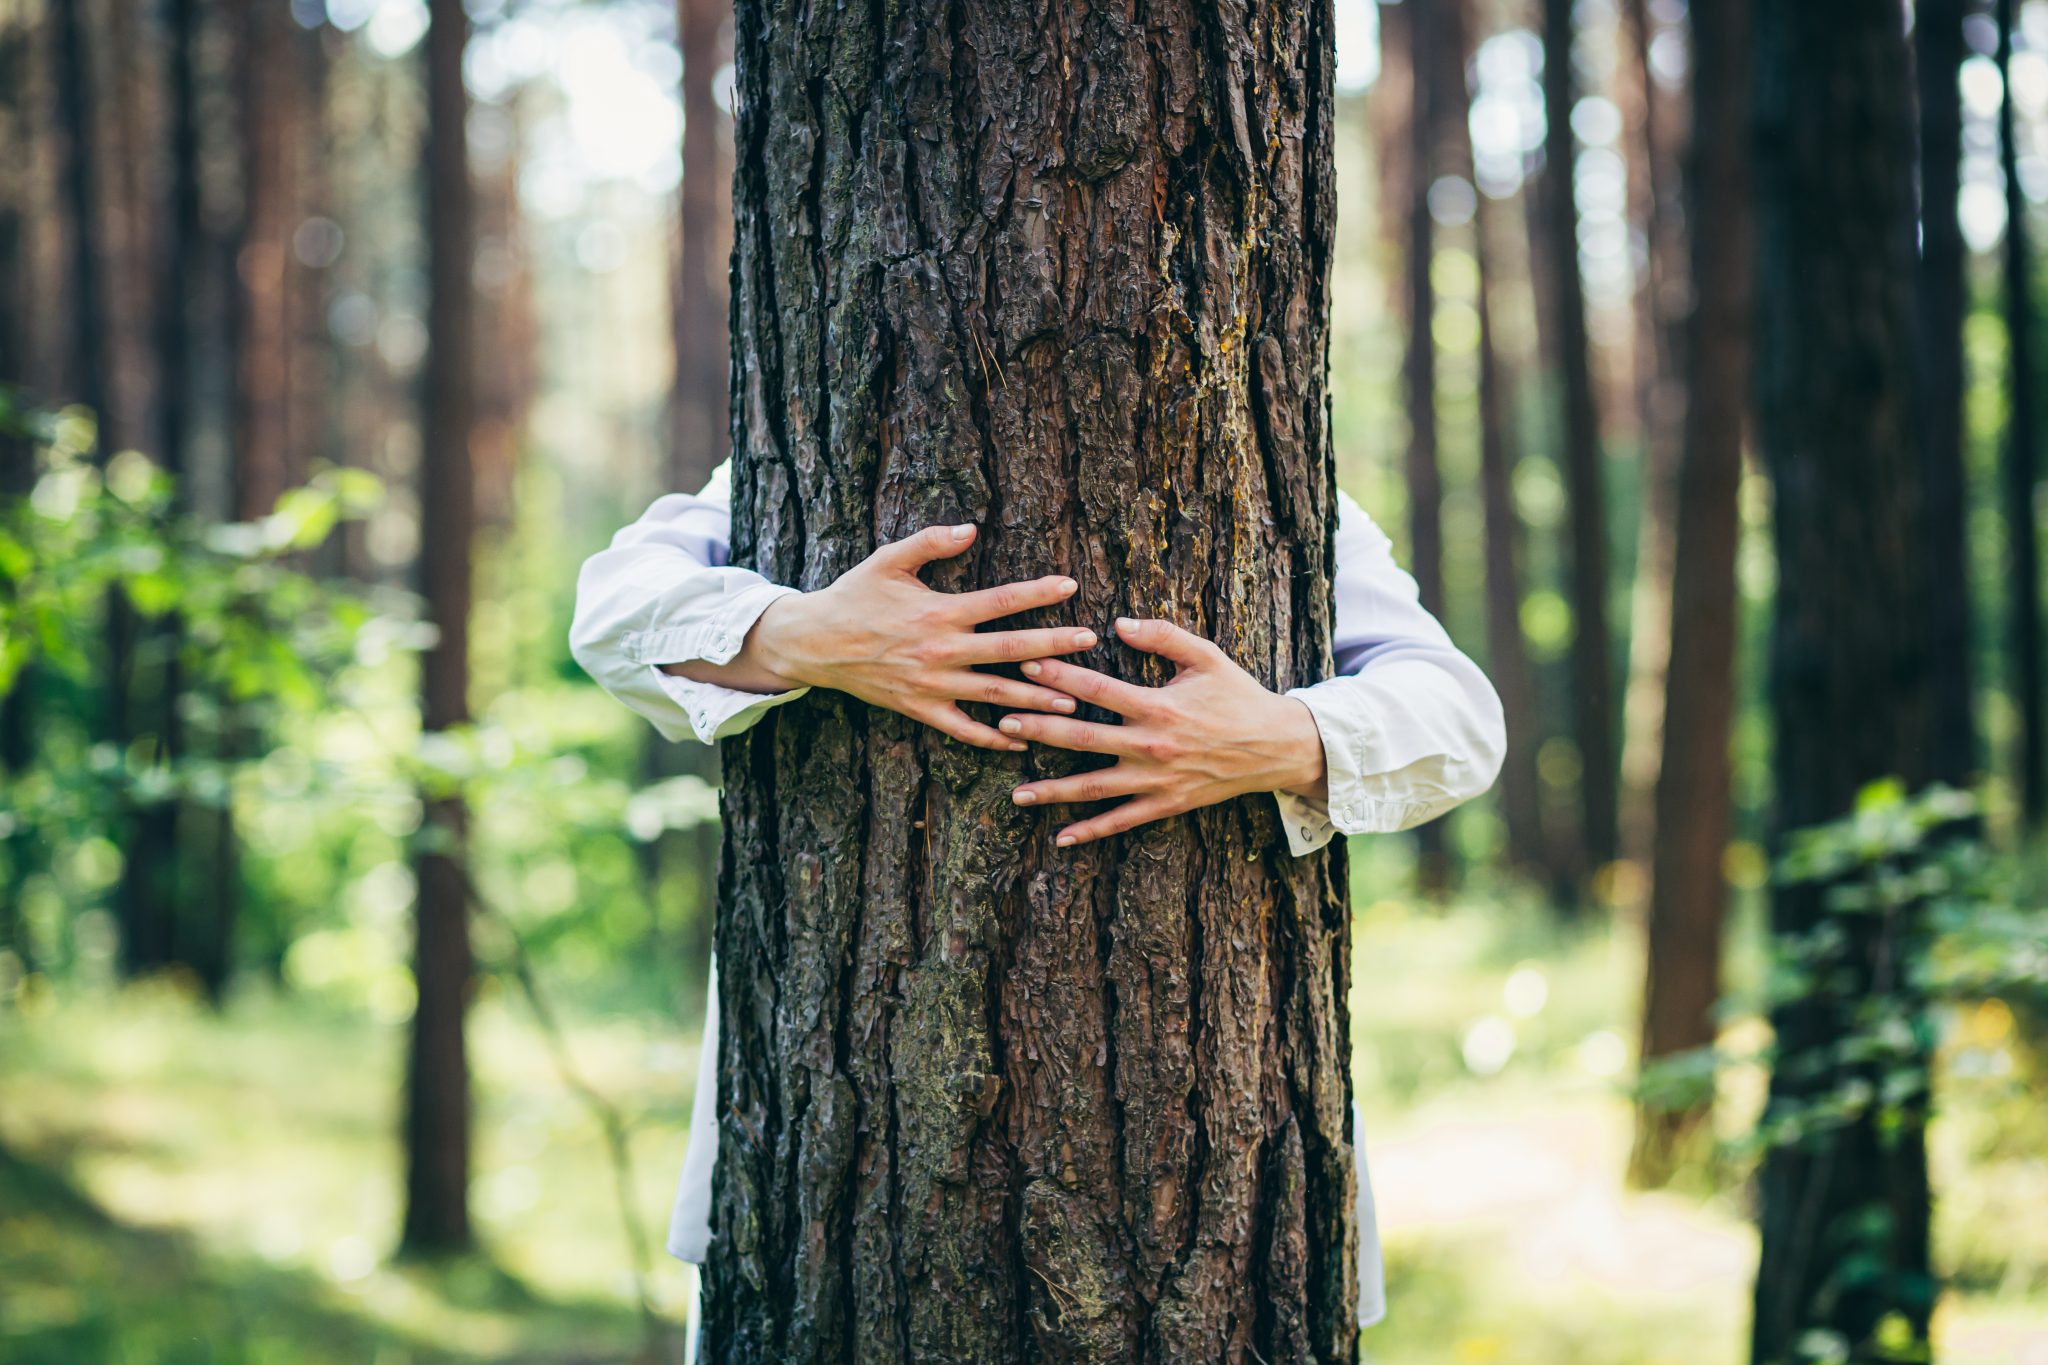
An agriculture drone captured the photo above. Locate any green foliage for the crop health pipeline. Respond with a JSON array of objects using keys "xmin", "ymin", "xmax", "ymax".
[
  {"xmin": 0, "ymin": 399, "xmax": 717, "ymax": 1010},
  {"xmin": 1635, "ymin": 782, "xmax": 2048, "ymax": 1362}
]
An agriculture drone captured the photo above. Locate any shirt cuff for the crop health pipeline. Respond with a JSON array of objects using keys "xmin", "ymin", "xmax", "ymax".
[
  {"xmin": 1272, "ymin": 787, "xmax": 1340, "ymax": 857},
  {"xmin": 633, "ymin": 580, "xmax": 811, "ymax": 744},
  {"xmin": 654, "ymin": 669, "xmax": 811, "ymax": 744},
  {"xmin": 1281, "ymin": 682, "xmax": 1464, "ymax": 847}
]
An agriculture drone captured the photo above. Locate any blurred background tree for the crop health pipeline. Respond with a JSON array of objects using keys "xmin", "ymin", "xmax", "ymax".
[{"xmin": 2, "ymin": 0, "xmax": 2047, "ymax": 1361}]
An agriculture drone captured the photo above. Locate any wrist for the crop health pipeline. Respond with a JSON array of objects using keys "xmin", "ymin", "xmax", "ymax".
[
  {"xmin": 746, "ymin": 591, "xmax": 819, "ymax": 690},
  {"xmin": 1273, "ymin": 693, "xmax": 1329, "ymax": 799}
]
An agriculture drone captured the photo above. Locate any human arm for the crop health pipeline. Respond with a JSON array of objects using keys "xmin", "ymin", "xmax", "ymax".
[
  {"xmin": 569, "ymin": 467, "xmax": 1098, "ymax": 749},
  {"xmin": 1002, "ymin": 491, "xmax": 1507, "ymax": 852}
]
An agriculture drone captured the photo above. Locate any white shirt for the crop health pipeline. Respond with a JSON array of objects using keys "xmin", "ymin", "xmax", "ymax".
[{"xmin": 569, "ymin": 465, "xmax": 1506, "ymax": 1330}]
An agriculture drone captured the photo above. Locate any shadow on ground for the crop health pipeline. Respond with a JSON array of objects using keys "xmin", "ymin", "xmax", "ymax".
[{"xmin": 0, "ymin": 1140, "xmax": 668, "ymax": 1365}]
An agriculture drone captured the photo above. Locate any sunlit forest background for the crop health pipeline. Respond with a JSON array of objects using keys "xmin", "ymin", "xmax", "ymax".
[{"xmin": 3, "ymin": 0, "xmax": 2047, "ymax": 1361}]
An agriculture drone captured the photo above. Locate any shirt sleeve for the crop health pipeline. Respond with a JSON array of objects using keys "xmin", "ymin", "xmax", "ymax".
[
  {"xmin": 568, "ymin": 461, "xmax": 811, "ymax": 745},
  {"xmin": 1271, "ymin": 490, "xmax": 1508, "ymax": 857}
]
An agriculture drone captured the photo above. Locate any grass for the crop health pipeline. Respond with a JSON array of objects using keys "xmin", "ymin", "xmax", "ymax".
[{"xmin": 2, "ymin": 871, "xmax": 2044, "ymax": 1364}]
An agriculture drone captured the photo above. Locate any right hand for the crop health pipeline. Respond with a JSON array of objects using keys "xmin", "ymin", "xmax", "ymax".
[{"xmin": 702, "ymin": 523, "xmax": 1097, "ymax": 751}]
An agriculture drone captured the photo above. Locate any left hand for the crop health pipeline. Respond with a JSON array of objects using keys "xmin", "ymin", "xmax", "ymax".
[{"xmin": 1000, "ymin": 617, "xmax": 1329, "ymax": 847}]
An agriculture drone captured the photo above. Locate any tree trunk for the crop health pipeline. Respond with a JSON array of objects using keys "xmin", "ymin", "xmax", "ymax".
[
  {"xmin": 1628, "ymin": 0, "xmax": 1750, "ymax": 1189},
  {"xmin": 401, "ymin": 0, "xmax": 476, "ymax": 1258},
  {"xmin": 1750, "ymin": 3, "xmax": 1938, "ymax": 1358},
  {"xmin": 1917, "ymin": 0, "xmax": 1977, "ymax": 792},
  {"xmin": 55, "ymin": 0, "xmax": 169, "ymax": 979},
  {"xmin": 234, "ymin": 0, "xmax": 295, "ymax": 523},
  {"xmin": 1474, "ymin": 192, "xmax": 1548, "ymax": 882},
  {"xmin": 705, "ymin": 0, "xmax": 1357, "ymax": 1359},
  {"xmin": 0, "ymin": 0, "xmax": 34, "ymax": 973},
  {"xmin": 674, "ymin": 0, "xmax": 733, "ymax": 492},
  {"xmin": 1442, "ymin": 0, "xmax": 1545, "ymax": 882},
  {"xmin": 1539, "ymin": 0, "xmax": 1616, "ymax": 884},
  {"xmin": 2000, "ymin": 0, "xmax": 2043, "ymax": 826},
  {"xmin": 1614, "ymin": 0, "xmax": 1685, "ymax": 874},
  {"xmin": 1368, "ymin": 3, "xmax": 1412, "ymax": 273},
  {"xmin": 645, "ymin": 0, "xmax": 736, "ymax": 1006},
  {"xmin": 129, "ymin": 0, "xmax": 203, "ymax": 999},
  {"xmin": 1402, "ymin": 0, "xmax": 1449, "ymax": 895}
]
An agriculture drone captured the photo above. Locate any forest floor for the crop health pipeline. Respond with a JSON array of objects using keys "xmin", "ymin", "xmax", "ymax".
[{"xmin": 2, "ymin": 887, "xmax": 2044, "ymax": 1364}]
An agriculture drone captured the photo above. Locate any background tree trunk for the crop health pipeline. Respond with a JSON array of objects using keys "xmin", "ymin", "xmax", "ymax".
[
  {"xmin": 131, "ymin": 0, "xmax": 202, "ymax": 999},
  {"xmin": 1403, "ymin": 0, "xmax": 1449, "ymax": 894},
  {"xmin": 1917, "ymin": 0, "xmax": 1977, "ymax": 793},
  {"xmin": 1475, "ymin": 192, "xmax": 1548, "ymax": 884},
  {"xmin": 1629, "ymin": 0, "xmax": 1750, "ymax": 1189},
  {"xmin": 401, "ymin": 0, "xmax": 476, "ymax": 1258},
  {"xmin": 0, "ymin": 0, "xmax": 34, "ymax": 974},
  {"xmin": 1614, "ymin": 0, "xmax": 1685, "ymax": 875},
  {"xmin": 644, "ymin": 0, "xmax": 736, "ymax": 1014},
  {"xmin": 2000, "ymin": 0, "xmax": 2043, "ymax": 827},
  {"xmin": 705, "ymin": 0, "xmax": 1357, "ymax": 1358},
  {"xmin": 1539, "ymin": 0, "xmax": 1616, "ymax": 886},
  {"xmin": 234, "ymin": 0, "xmax": 295, "ymax": 524},
  {"xmin": 1750, "ymin": 2, "xmax": 1939, "ymax": 1357},
  {"xmin": 673, "ymin": 0, "xmax": 732, "ymax": 494}
]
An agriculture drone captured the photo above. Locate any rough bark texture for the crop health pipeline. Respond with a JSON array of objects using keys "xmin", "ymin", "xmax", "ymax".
[
  {"xmin": 1539, "ymin": 0, "xmax": 1615, "ymax": 882},
  {"xmin": 2000, "ymin": 0, "xmax": 2043, "ymax": 825},
  {"xmin": 705, "ymin": 0, "xmax": 1356, "ymax": 1359},
  {"xmin": 1629, "ymin": 0, "xmax": 1749, "ymax": 1189},
  {"xmin": 1750, "ymin": 3, "xmax": 1938, "ymax": 1358},
  {"xmin": 1917, "ymin": 0, "xmax": 1977, "ymax": 791},
  {"xmin": 401, "ymin": 0, "xmax": 476, "ymax": 1257}
]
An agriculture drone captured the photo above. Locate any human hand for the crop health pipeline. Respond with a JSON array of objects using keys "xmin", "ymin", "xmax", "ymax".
[
  {"xmin": 721, "ymin": 523, "xmax": 1097, "ymax": 750},
  {"xmin": 999, "ymin": 617, "xmax": 1329, "ymax": 846}
]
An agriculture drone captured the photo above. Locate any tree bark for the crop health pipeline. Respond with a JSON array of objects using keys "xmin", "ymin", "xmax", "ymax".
[
  {"xmin": 1917, "ymin": 0, "xmax": 1977, "ymax": 791},
  {"xmin": 1474, "ymin": 191, "xmax": 1548, "ymax": 882},
  {"xmin": 401, "ymin": 0, "xmax": 476, "ymax": 1257},
  {"xmin": 1, "ymin": 2, "xmax": 32, "ymax": 482},
  {"xmin": 705, "ymin": 0, "xmax": 1357, "ymax": 1359},
  {"xmin": 2000, "ymin": 0, "xmax": 2043, "ymax": 825},
  {"xmin": 1614, "ymin": 0, "xmax": 1686, "ymax": 873},
  {"xmin": 128, "ymin": 0, "xmax": 203, "ymax": 998},
  {"xmin": 1440, "ymin": 0, "xmax": 1545, "ymax": 882},
  {"xmin": 673, "ymin": 0, "xmax": 733, "ymax": 492},
  {"xmin": 1629, "ymin": 0, "xmax": 1750, "ymax": 1189},
  {"xmin": 233, "ymin": 0, "xmax": 295, "ymax": 523},
  {"xmin": 646, "ymin": 0, "xmax": 736, "ymax": 1005},
  {"xmin": 0, "ymin": 0, "xmax": 34, "ymax": 974},
  {"xmin": 1539, "ymin": 0, "xmax": 1616, "ymax": 883},
  {"xmin": 1750, "ymin": 2, "xmax": 1938, "ymax": 1357},
  {"xmin": 1402, "ymin": 0, "xmax": 1449, "ymax": 894}
]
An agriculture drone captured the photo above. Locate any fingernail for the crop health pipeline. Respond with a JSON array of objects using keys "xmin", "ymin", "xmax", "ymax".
[
  {"xmin": 1053, "ymin": 698, "xmax": 1075, "ymax": 712},
  {"xmin": 1074, "ymin": 630, "xmax": 1097, "ymax": 648},
  {"xmin": 1013, "ymin": 789, "xmax": 1037, "ymax": 805},
  {"xmin": 951, "ymin": 524, "xmax": 975, "ymax": 540},
  {"xmin": 1022, "ymin": 661, "xmax": 1042, "ymax": 677},
  {"xmin": 1000, "ymin": 717, "xmax": 1022, "ymax": 734},
  {"xmin": 1056, "ymin": 834, "xmax": 1077, "ymax": 847},
  {"xmin": 1010, "ymin": 742, "xmax": 1028, "ymax": 752},
  {"xmin": 1116, "ymin": 617, "xmax": 1139, "ymax": 635},
  {"xmin": 1056, "ymin": 577, "xmax": 1077, "ymax": 595}
]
